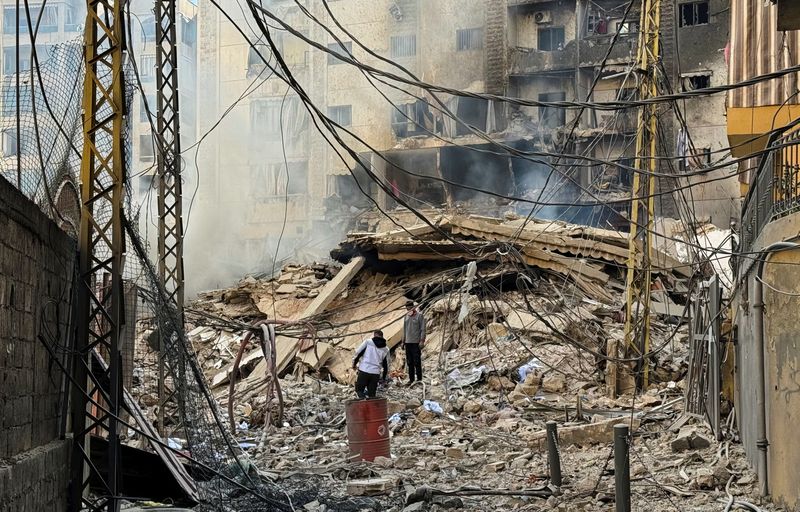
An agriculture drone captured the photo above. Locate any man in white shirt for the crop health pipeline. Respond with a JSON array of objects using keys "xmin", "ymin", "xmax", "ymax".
[{"xmin": 352, "ymin": 330, "xmax": 390, "ymax": 399}]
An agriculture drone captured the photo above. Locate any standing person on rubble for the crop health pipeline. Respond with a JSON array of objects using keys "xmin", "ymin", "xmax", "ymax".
[
  {"xmin": 403, "ymin": 300, "xmax": 426, "ymax": 385},
  {"xmin": 352, "ymin": 330, "xmax": 390, "ymax": 399}
]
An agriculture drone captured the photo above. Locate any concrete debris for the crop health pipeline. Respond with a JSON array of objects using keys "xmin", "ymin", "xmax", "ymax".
[
  {"xmin": 125, "ymin": 215, "xmax": 774, "ymax": 511},
  {"xmin": 671, "ymin": 427, "xmax": 712, "ymax": 452},
  {"xmin": 346, "ymin": 478, "xmax": 395, "ymax": 496}
]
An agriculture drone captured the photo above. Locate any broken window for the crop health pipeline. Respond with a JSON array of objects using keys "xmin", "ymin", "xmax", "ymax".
[
  {"xmin": 538, "ymin": 92, "xmax": 566, "ymax": 129},
  {"xmin": 139, "ymin": 134, "xmax": 154, "ymax": 161},
  {"xmin": 587, "ymin": 15, "xmax": 609, "ymax": 35},
  {"xmin": 686, "ymin": 147, "xmax": 712, "ymax": 169},
  {"xmin": 250, "ymin": 161, "xmax": 308, "ymax": 198},
  {"xmin": 679, "ymin": 1, "xmax": 709, "ymax": 27},
  {"xmin": 327, "ymin": 41, "xmax": 352, "ymax": 64},
  {"xmin": 455, "ymin": 97, "xmax": 489, "ymax": 135},
  {"xmin": 392, "ymin": 101, "xmax": 431, "ymax": 137},
  {"xmin": 538, "ymin": 27, "xmax": 565, "ymax": 51},
  {"xmin": 456, "ymin": 27, "xmax": 483, "ymax": 51},
  {"xmin": 328, "ymin": 105, "xmax": 352, "ymax": 127},
  {"xmin": 615, "ymin": 20, "xmax": 639, "ymax": 35},
  {"xmin": 681, "ymin": 73, "xmax": 711, "ymax": 91},
  {"xmin": 390, "ymin": 34, "xmax": 416, "ymax": 58}
]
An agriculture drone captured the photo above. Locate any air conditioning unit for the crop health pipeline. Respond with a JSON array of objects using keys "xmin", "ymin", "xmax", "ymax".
[{"xmin": 533, "ymin": 11, "xmax": 552, "ymax": 24}]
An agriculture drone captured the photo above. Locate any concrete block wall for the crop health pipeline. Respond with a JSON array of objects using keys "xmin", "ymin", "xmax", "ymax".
[{"xmin": 0, "ymin": 176, "xmax": 75, "ymax": 512}]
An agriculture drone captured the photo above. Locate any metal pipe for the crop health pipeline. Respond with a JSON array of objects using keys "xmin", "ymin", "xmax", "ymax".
[
  {"xmin": 753, "ymin": 241, "xmax": 800, "ymax": 497},
  {"xmin": 545, "ymin": 421, "xmax": 562, "ymax": 488},
  {"xmin": 614, "ymin": 423, "xmax": 630, "ymax": 512}
]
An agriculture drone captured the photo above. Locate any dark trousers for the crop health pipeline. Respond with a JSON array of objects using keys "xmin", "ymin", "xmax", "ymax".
[
  {"xmin": 355, "ymin": 370, "xmax": 380, "ymax": 398},
  {"xmin": 405, "ymin": 343, "xmax": 423, "ymax": 382}
]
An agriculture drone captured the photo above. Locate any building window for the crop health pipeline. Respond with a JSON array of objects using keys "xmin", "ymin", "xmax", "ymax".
[
  {"xmin": 327, "ymin": 41, "xmax": 352, "ymax": 64},
  {"xmin": 390, "ymin": 34, "xmax": 416, "ymax": 58},
  {"xmin": 2, "ymin": 4, "xmax": 57, "ymax": 33},
  {"xmin": 64, "ymin": 5, "xmax": 79, "ymax": 31},
  {"xmin": 1, "ymin": 130, "xmax": 18, "ymax": 157},
  {"xmin": 538, "ymin": 92, "xmax": 566, "ymax": 129},
  {"xmin": 139, "ymin": 54, "xmax": 156, "ymax": 80},
  {"xmin": 37, "ymin": 5, "xmax": 58, "ymax": 32},
  {"xmin": 181, "ymin": 17, "xmax": 196, "ymax": 46},
  {"xmin": 679, "ymin": 2, "xmax": 709, "ymax": 27},
  {"xmin": 615, "ymin": 20, "xmax": 639, "ymax": 35},
  {"xmin": 139, "ymin": 134, "xmax": 154, "ymax": 160},
  {"xmin": 587, "ymin": 15, "xmax": 610, "ymax": 35},
  {"xmin": 328, "ymin": 105, "xmax": 352, "ymax": 127},
  {"xmin": 141, "ymin": 14, "xmax": 156, "ymax": 41},
  {"xmin": 681, "ymin": 73, "xmax": 711, "ymax": 91},
  {"xmin": 2, "ymin": 7, "xmax": 17, "ymax": 32},
  {"xmin": 250, "ymin": 100, "xmax": 283, "ymax": 140},
  {"xmin": 392, "ymin": 101, "xmax": 429, "ymax": 138},
  {"xmin": 2, "ymin": 46, "xmax": 31, "ymax": 74},
  {"xmin": 538, "ymin": 27, "xmax": 565, "ymax": 51},
  {"xmin": 247, "ymin": 45, "xmax": 269, "ymax": 68},
  {"xmin": 140, "ymin": 94, "xmax": 155, "ymax": 123},
  {"xmin": 250, "ymin": 161, "xmax": 308, "ymax": 198},
  {"xmin": 456, "ymin": 27, "xmax": 483, "ymax": 51}
]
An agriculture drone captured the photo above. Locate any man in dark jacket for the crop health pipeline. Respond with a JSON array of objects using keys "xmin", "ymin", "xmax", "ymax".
[
  {"xmin": 403, "ymin": 300, "xmax": 426, "ymax": 385},
  {"xmin": 352, "ymin": 330, "xmax": 390, "ymax": 399}
]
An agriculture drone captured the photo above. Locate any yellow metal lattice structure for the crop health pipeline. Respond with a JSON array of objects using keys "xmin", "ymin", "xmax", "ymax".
[
  {"xmin": 622, "ymin": 0, "xmax": 661, "ymax": 393},
  {"xmin": 69, "ymin": 0, "xmax": 126, "ymax": 509}
]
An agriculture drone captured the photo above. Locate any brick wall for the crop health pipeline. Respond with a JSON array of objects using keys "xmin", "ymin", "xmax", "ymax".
[{"xmin": 0, "ymin": 176, "xmax": 75, "ymax": 512}]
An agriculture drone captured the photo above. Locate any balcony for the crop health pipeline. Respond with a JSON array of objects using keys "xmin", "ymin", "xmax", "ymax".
[
  {"xmin": 740, "ymin": 130, "xmax": 800, "ymax": 258},
  {"xmin": 509, "ymin": 36, "xmax": 636, "ymax": 75}
]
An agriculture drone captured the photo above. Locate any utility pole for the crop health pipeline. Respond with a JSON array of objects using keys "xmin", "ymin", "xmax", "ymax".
[
  {"xmin": 621, "ymin": 0, "xmax": 661, "ymax": 393},
  {"xmin": 155, "ymin": 0, "xmax": 185, "ymax": 437},
  {"xmin": 69, "ymin": 0, "xmax": 127, "ymax": 508}
]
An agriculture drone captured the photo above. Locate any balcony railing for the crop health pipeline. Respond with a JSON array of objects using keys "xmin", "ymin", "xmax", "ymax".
[
  {"xmin": 508, "ymin": 37, "xmax": 636, "ymax": 75},
  {"xmin": 740, "ymin": 130, "xmax": 800, "ymax": 257}
]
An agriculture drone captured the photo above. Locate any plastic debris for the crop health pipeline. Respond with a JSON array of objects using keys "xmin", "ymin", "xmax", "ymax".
[
  {"xmin": 446, "ymin": 365, "xmax": 486, "ymax": 389},
  {"xmin": 423, "ymin": 400, "xmax": 443, "ymax": 415},
  {"xmin": 518, "ymin": 357, "xmax": 544, "ymax": 382}
]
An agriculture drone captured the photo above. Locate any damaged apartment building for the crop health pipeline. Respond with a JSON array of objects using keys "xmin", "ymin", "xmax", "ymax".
[{"xmin": 195, "ymin": 0, "xmax": 737, "ymax": 275}]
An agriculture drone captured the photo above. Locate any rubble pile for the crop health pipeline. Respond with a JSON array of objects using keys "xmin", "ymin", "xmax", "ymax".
[{"xmin": 127, "ymin": 213, "xmax": 767, "ymax": 511}]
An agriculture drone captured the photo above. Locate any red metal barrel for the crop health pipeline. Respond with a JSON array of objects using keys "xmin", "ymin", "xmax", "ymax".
[{"xmin": 345, "ymin": 398, "xmax": 391, "ymax": 462}]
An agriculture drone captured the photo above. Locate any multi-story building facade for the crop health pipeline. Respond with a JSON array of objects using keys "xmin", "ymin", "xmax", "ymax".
[
  {"xmin": 195, "ymin": 0, "xmax": 496, "ymax": 277},
  {"xmin": 730, "ymin": 1, "xmax": 800, "ymax": 508},
  {"xmin": 194, "ymin": 0, "xmax": 739, "ymax": 284},
  {"xmin": 505, "ymin": 0, "xmax": 736, "ymax": 225},
  {"xmin": 128, "ymin": 0, "xmax": 198, "ymax": 212}
]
